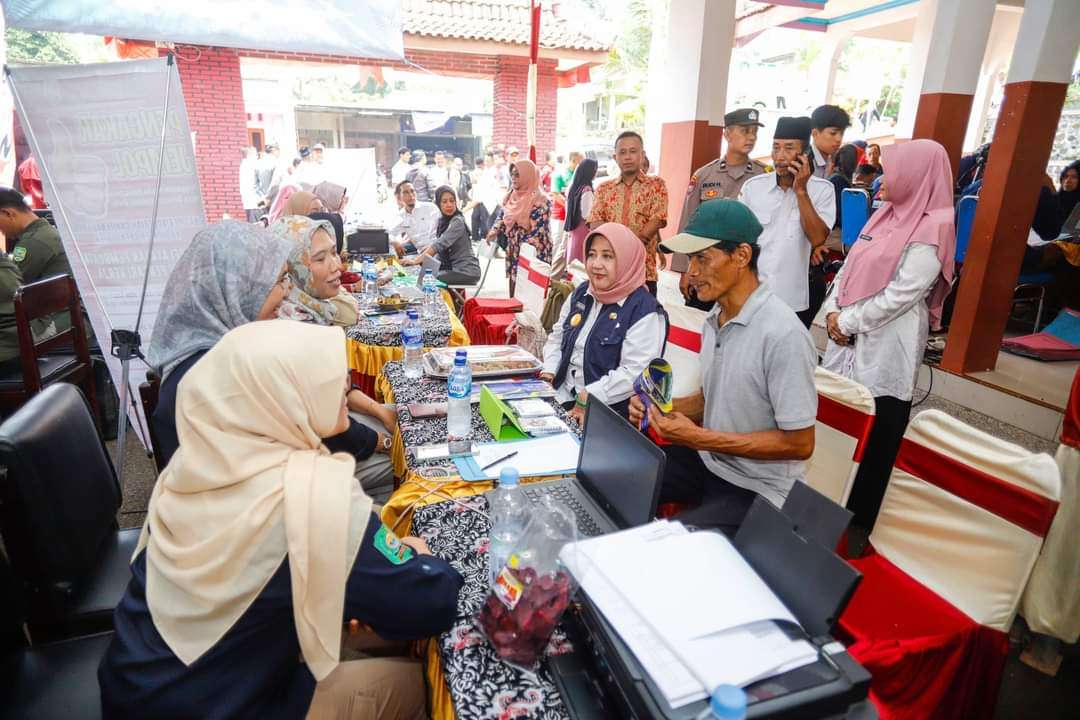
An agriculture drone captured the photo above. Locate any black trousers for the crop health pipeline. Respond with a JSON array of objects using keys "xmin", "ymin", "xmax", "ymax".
[
  {"xmin": 659, "ymin": 444, "xmax": 758, "ymax": 536},
  {"xmin": 845, "ymin": 396, "xmax": 913, "ymax": 530},
  {"xmin": 437, "ymin": 269, "xmax": 481, "ymax": 286},
  {"xmin": 797, "ymin": 268, "xmax": 828, "ymax": 329}
]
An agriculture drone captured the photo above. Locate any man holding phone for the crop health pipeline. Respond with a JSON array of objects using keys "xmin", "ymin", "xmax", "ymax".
[{"xmin": 738, "ymin": 116, "xmax": 834, "ymax": 318}]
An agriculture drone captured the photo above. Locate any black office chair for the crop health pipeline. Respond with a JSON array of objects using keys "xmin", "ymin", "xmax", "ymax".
[
  {"xmin": 735, "ymin": 497, "xmax": 861, "ymax": 639},
  {"xmin": 0, "ymin": 382, "xmax": 139, "ymax": 638},
  {"xmin": 781, "ymin": 481, "xmax": 854, "ymax": 550},
  {"xmin": 0, "ymin": 552, "xmax": 110, "ymax": 720}
]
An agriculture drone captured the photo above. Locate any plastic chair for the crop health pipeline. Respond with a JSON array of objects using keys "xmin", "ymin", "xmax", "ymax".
[
  {"xmin": 954, "ymin": 195, "xmax": 978, "ymax": 264},
  {"xmin": 806, "ymin": 368, "xmax": 876, "ymax": 506},
  {"xmin": 841, "ymin": 188, "xmax": 871, "ymax": 252},
  {"xmin": 837, "ymin": 409, "xmax": 1060, "ymax": 719},
  {"xmin": 955, "ymin": 195, "xmax": 1048, "ymax": 331}
]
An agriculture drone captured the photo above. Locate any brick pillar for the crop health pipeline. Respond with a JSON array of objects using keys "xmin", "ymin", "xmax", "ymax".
[
  {"xmin": 169, "ymin": 46, "xmax": 248, "ymax": 222},
  {"xmin": 493, "ymin": 56, "xmax": 557, "ymax": 159}
]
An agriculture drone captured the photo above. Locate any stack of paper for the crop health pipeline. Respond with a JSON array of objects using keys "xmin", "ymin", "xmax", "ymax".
[
  {"xmin": 559, "ymin": 522, "xmax": 819, "ymax": 709},
  {"xmin": 454, "ymin": 434, "xmax": 581, "ymax": 480}
]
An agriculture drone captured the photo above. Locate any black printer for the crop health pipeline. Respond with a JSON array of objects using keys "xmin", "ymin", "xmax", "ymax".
[{"xmin": 547, "ymin": 487, "xmax": 876, "ymax": 720}]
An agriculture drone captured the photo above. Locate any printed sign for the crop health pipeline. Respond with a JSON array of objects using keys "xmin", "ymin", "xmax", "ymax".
[{"xmin": 8, "ymin": 58, "xmax": 206, "ymax": 445}]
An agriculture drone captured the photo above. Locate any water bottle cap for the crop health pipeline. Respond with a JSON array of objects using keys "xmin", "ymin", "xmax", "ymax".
[
  {"xmin": 709, "ymin": 685, "xmax": 747, "ymax": 719},
  {"xmin": 455, "ymin": 350, "xmax": 467, "ymax": 357},
  {"xmin": 453, "ymin": 355, "xmax": 467, "ymax": 366},
  {"xmin": 499, "ymin": 467, "xmax": 519, "ymax": 487},
  {"xmin": 407, "ymin": 310, "xmax": 419, "ymax": 320},
  {"xmin": 425, "ymin": 269, "xmax": 433, "ymax": 276}
]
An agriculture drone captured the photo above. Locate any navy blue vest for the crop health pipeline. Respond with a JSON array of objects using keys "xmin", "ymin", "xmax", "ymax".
[{"xmin": 553, "ymin": 283, "xmax": 668, "ymax": 416}]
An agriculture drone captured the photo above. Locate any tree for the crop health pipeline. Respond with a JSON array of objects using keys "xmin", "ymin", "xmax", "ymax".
[{"xmin": 5, "ymin": 28, "xmax": 79, "ymax": 65}]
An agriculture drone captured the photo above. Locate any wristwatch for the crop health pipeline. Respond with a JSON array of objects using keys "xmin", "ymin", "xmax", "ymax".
[{"xmin": 380, "ymin": 433, "xmax": 393, "ymax": 452}]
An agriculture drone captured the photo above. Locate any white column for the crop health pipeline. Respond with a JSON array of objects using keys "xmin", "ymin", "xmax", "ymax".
[
  {"xmin": 1005, "ymin": 0, "xmax": 1080, "ymax": 85},
  {"xmin": 808, "ymin": 33, "xmax": 850, "ymax": 108},
  {"xmin": 654, "ymin": 0, "xmax": 735, "ymax": 125},
  {"xmin": 962, "ymin": 7, "xmax": 1022, "ymax": 152},
  {"xmin": 895, "ymin": 0, "xmax": 995, "ymax": 139}
]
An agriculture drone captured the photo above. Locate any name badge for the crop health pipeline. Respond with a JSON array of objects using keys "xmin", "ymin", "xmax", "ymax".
[{"xmin": 858, "ymin": 233, "xmax": 873, "ymax": 242}]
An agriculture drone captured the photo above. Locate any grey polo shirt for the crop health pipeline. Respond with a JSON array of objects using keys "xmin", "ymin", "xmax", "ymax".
[{"xmin": 698, "ymin": 284, "xmax": 817, "ymax": 507}]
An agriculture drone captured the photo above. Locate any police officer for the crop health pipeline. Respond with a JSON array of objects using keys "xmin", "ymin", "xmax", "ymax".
[
  {"xmin": 672, "ymin": 109, "xmax": 768, "ymax": 309},
  {"xmin": 678, "ymin": 108, "xmax": 769, "ymax": 233}
]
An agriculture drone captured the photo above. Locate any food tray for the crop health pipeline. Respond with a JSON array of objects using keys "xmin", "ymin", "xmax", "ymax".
[{"xmin": 423, "ymin": 345, "xmax": 542, "ymax": 379}]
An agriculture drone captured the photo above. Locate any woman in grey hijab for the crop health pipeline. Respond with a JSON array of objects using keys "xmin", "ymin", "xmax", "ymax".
[{"xmin": 147, "ymin": 221, "xmax": 294, "ymax": 466}]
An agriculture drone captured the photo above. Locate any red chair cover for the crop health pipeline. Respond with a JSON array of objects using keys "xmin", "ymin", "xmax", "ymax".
[
  {"xmin": 839, "ymin": 548, "xmax": 1009, "ymax": 720},
  {"xmin": 463, "ymin": 298, "xmax": 523, "ymax": 342},
  {"xmin": 475, "ymin": 313, "xmax": 517, "ymax": 345}
]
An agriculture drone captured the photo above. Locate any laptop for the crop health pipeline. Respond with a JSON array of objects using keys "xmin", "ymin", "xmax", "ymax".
[
  {"xmin": 346, "ymin": 226, "xmax": 390, "ymax": 255},
  {"xmin": 416, "ymin": 254, "xmax": 442, "ymax": 288},
  {"xmin": 514, "ymin": 396, "xmax": 665, "ymax": 537},
  {"xmin": 1060, "ymin": 203, "xmax": 1080, "ymax": 239}
]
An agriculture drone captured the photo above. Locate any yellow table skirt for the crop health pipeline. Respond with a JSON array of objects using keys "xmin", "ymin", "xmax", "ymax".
[{"xmin": 346, "ymin": 289, "xmax": 470, "ymax": 380}]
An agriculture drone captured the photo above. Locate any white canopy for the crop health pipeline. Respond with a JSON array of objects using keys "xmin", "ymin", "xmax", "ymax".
[{"xmin": 2, "ymin": 0, "xmax": 403, "ymax": 60}]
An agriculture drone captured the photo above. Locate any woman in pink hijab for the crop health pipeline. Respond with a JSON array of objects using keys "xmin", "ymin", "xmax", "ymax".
[
  {"xmin": 820, "ymin": 138, "xmax": 957, "ymax": 530},
  {"xmin": 539, "ymin": 222, "xmax": 668, "ymax": 423},
  {"xmin": 485, "ymin": 159, "xmax": 552, "ymax": 295}
]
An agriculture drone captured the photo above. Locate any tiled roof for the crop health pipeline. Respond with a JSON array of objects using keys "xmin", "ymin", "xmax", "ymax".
[{"xmin": 402, "ymin": 0, "xmax": 611, "ymax": 53}]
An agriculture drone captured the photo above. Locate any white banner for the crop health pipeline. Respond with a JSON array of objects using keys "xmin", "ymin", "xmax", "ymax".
[
  {"xmin": 2, "ymin": 0, "xmax": 403, "ymax": 60},
  {"xmin": 0, "ymin": 9, "xmax": 15, "ymax": 188},
  {"xmin": 8, "ymin": 58, "xmax": 206, "ymax": 446}
]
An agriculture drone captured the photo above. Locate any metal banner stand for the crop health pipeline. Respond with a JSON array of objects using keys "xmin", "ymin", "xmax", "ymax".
[{"xmin": 6, "ymin": 55, "xmax": 175, "ymax": 487}]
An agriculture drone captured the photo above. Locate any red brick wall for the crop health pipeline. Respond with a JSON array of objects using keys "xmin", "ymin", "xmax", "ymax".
[
  {"xmin": 168, "ymin": 47, "xmax": 248, "ymax": 222},
  {"xmin": 492, "ymin": 56, "xmax": 558, "ymax": 161},
  {"xmin": 168, "ymin": 44, "xmax": 559, "ymax": 218},
  {"xmin": 239, "ymin": 47, "xmax": 499, "ymax": 79}
]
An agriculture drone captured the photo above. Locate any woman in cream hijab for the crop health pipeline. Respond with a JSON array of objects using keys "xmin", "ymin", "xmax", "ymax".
[{"xmin": 98, "ymin": 320, "xmax": 462, "ymax": 719}]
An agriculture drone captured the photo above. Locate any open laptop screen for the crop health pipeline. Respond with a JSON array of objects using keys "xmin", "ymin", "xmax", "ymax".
[{"xmin": 576, "ymin": 397, "xmax": 665, "ymax": 529}]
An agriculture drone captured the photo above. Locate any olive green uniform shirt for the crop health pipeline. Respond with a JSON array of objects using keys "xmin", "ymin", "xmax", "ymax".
[
  {"xmin": 10, "ymin": 218, "xmax": 84, "ymax": 339},
  {"xmin": 0, "ymin": 255, "xmax": 52, "ymax": 364},
  {"xmin": 11, "ymin": 218, "xmax": 72, "ymax": 284}
]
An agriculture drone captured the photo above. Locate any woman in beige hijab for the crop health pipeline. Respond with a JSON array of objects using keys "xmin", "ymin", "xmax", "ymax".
[{"xmin": 98, "ymin": 320, "xmax": 462, "ymax": 719}]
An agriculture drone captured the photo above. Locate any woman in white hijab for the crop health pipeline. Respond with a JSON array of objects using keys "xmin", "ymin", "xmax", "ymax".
[{"xmin": 99, "ymin": 320, "xmax": 462, "ymax": 719}]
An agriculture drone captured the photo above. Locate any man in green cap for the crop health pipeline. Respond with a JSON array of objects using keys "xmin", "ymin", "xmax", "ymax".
[{"xmin": 629, "ymin": 199, "xmax": 817, "ymax": 533}]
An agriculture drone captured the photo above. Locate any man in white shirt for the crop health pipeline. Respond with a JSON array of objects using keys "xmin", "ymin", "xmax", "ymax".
[
  {"xmin": 430, "ymin": 151, "xmax": 451, "ymax": 190},
  {"xmin": 809, "ymin": 105, "xmax": 850, "ymax": 179},
  {"xmin": 389, "ymin": 180, "xmax": 439, "ymax": 256},
  {"xmin": 391, "ymin": 147, "xmax": 412, "ymax": 187},
  {"xmin": 239, "ymin": 147, "xmax": 263, "ymax": 222},
  {"xmin": 738, "ymin": 116, "xmax": 834, "ymax": 319}
]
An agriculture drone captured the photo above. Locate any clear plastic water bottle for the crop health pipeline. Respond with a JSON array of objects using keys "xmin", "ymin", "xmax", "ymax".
[
  {"xmin": 696, "ymin": 685, "xmax": 747, "ymax": 720},
  {"xmin": 362, "ymin": 256, "xmax": 378, "ymax": 307},
  {"xmin": 447, "ymin": 351, "xmax": 472, "ymax": 454},
  {"xmin": 422, "ymin": 269, "xmax": 438, "ymax": 318},
  {"xmin": 487, "ymin": 467, "xmax": 529, "ymax": 587},
  {"xmin": 402, "ymin": 310, "xmax": 424, "ymax": 379}
]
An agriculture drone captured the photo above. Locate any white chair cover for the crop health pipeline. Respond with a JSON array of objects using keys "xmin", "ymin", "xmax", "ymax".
[
  {"xmin": 806, "ymin": 367, "xmax": 875, "ymax": 505},
  {"xmin": 1020, "ymin": 441, "xmax": 1080, "ymax": 643},
  {"xmin": 514, "ymin": 244, "xmax": 551, "ymax": 318},
  {"xmin": 662, "ymin": 301, "xmax": 707, "ymax": 400},
  {"xmin": 870, "ymin": 409, "xmax": 1061, "ymax": 631}
]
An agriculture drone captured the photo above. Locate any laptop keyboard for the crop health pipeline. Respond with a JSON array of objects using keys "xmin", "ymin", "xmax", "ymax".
[{"xmin": 523, "ymin": 485, "xmax": 603, "ymax": 537}]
